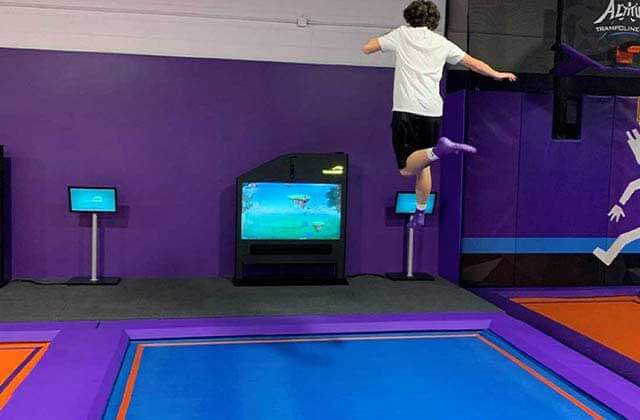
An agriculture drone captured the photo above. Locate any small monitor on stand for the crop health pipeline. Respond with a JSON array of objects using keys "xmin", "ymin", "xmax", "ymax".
[
  {"xmin": 394, "ymin": 192, "xmax": 437, "ymax": 216},
  {"xmin": 67, "ymin": 187, "xmax": 120, "ymax": 285},
  {"xmin": 386, "ymin": 192, "xmax": 437, "ymax": 282}
]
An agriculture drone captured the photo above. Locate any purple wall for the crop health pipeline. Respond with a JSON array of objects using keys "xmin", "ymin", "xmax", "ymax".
[
  {"xmin": 463, "ymin": 91, "xmax": 522, "ymax": 241},
  {"xmin": 0, "ymin": 47, "xmax": 446, "ymax": 279},
  {"xmin": 463, "ymin": 92, "xmax": 636, "ymax": 240},
  {"xmin": 438, "ymin": 90, "xmax": 466, "ymax": 282},
  {"xmin": 517, "ymin": 95, "xmax": 613, "ymax": 237}
]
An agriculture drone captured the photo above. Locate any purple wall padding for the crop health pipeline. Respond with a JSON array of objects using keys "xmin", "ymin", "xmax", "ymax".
[
  {"xmin": 438, "ymin": 90, "xmax": 466, "ymax": 282},
  {"xmin": 609, "ymin": 97, "xmax": 640, "ymax": 238},
  {"xmin": 516, "ymin": 95, "xmax": 614, "ymax": 237},
  {"xmin": 463, "ymin": 91, "xmax": 522, "ymax": 240},
  {"xmin": 0, "ymin": 47, "xmax": 446, "ymax": 279},
  {"xmin": 463, "ymin": 93, "xmax": 640, "ymax": 241}
]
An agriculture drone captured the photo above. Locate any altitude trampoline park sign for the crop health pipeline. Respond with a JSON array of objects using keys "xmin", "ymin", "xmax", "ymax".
[
  {"xmin": 594, "ymin": 0, "xmax": 640, "ymax": 34},
  {"xmin": 562, "ymin": 0, "xmax": 640, "ymax": 65}
]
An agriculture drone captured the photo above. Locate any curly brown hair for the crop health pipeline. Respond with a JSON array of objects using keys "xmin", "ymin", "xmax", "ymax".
[{"xmin": 403, "ymin": 1, "xmax": 440, "ymax": 30}]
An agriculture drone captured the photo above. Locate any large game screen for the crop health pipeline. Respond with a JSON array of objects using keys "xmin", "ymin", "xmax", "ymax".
[{"xmin": 241, "ymin": 182, "xmax": 342, "ymax": 240}]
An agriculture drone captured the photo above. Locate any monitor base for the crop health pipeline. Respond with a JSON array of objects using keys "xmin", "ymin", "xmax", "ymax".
[
  {"xmin": 385, "ymin": 272, "xmax": 435, "ymax": 282},
  {"xmin": 68, "ymin": 277, "xmax": 121, "ymax": 286}
]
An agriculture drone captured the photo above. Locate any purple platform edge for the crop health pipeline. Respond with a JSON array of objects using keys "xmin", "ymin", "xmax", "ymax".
[
  {"xmin": 0, "ymin": 321, "xmax": 96, "ymax": 342},
  {"xmin": 0, "ymin": 312, "xmax": 638, "ymax": 419},
  {"xmin": 474, "ymin": 287, "xmax": 640, "ymax": 389},
  {"xmin": 485, "ymin": 286, "xmax": 640, "ymax": 298}
]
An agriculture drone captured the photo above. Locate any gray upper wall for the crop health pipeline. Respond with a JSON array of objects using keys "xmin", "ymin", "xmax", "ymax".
[
  {"xmin": 447, "ymin": 0, "xmax": 558, "ymax": 74},
  {"xmin": 0, "ymin": 0, "xmax": 446, "ymax": 68}
]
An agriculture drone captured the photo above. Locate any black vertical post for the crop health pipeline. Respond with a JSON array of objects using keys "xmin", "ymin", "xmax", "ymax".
[
  {"xmin": 0, "ymin": 146, "xmax": 6, "ymax": 288},
  {"xmin": 553, "ymin": 0, "xmax": 582, "ymax": 140}
]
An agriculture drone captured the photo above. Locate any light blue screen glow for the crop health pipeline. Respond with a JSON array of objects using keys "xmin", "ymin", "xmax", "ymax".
[
  {"xmin": 69, "ymin": 188, "xmax": 117, "ymax": 213},
  {"xmin": 395, "ymin": 193, "xmax": 436, "ymax": 215},
  {"xmin": 241, "ymin": 182, "xmax": 342, "ymax": 240}
]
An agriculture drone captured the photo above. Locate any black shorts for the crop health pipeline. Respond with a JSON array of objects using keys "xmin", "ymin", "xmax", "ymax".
[{"xmin": 391, "ymin": 111, "xmax": 441, "ymax": 170}]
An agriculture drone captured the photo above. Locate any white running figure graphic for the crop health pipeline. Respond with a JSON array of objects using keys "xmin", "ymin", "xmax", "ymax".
[{"xmin": 593, "ymin": 127, "xmax": 640, "ymax": 266}]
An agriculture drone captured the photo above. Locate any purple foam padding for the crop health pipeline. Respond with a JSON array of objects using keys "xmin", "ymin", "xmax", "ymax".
[
  {"xmin": 516, "ymin": 95, "xmax": 614, "ymax": 238},
  {"xmin": 87, "ymin": 331, "xmax": 130, "ymax": 420},
  {"xmin": 463, "ymin": 91, "xmax": 522, "ymax": 239},
  {"xmin": 609, "ymin": 97, "xmax": 640, "ymax": 238},
  {"xmin": 0, "ymin": 321, "xmax": 97, "ymax": 342},
  {"xmin": 0, "ymin": 321, "xmax": 97, "ymax": 330},
  {"xmin": 475, "ymin": 288, "xmax": 640, "ymax": 387},
  {"xmin": 481, "ymin": 286, "xmax": 640, "ymax": 298},
  {"xmin": 127, "ymin": 317, "xmax": 492, "ymax": 340},
  {"xmin": 551, "ymin": 43, "xmax": 609, "ymax": 76},
  {"xmin": 0, "ymin": 331, "xmax": 59, "ymax": 342},
  {"xmin": 552, "ymin": 43, "xmax": 640, "ymax": 77},
  {"xmin": 489, "ymin": 315, "xmax": 640, "ymax": 417},
  {"xmin": 0, "ymin": 323, "xmax": 50, "ymax": 331},
  {"xmin": 0, "ymin": 327, "xmax": 129, "ymax": 420},
  {"xmin": 99, "ymin": 312, "xmax": 494, "ymax": 339},
  {"xmin": 438, "ymin": 90, "xmax": 466, "ymax": 282}
]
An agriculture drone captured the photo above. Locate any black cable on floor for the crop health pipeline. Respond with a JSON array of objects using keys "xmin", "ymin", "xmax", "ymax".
[
  {"xmin": 347, "ymin": 273, "xmax": 389, "ymax": 280},
  {"xmin": 10, "ymin": 279, "xmax": 69, "ymax": 286}
]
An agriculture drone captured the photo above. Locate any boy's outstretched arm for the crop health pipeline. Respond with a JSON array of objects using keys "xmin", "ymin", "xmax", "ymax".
[
  {"xmin": 362, "ymin": 38, "xmax": 382, "ymax": 55},
  {"xmin": 460, "ymin": 54, "xmax": 517, "ymax": 81}
]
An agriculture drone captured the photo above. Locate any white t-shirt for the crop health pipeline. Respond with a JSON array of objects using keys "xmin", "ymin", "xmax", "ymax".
[{"xmin": 379, "ymin": 26, "xmax": 466, "ymax": 117}]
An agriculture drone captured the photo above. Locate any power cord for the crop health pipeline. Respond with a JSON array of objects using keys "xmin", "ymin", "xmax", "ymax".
[
  {"xmin": 10, "ymin": 279, "xmax": 69, "ymax": 286},
  {"xmin": 347, "ymin": 273, "xmax": 389, "ymax": 280}
]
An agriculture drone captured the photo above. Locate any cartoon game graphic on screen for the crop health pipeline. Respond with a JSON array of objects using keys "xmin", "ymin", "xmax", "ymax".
[{"xmin": 241, "ymin": 182, "xmax": 342, "ymax": 240}]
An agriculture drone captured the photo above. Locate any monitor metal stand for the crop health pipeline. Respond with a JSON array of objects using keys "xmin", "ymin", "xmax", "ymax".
[
  {"xmin": 386, "ymin": 223, "xmax": 435, "ymax": 282},
  {"xmin": 68, "ymin": 213, "xmax": 120, "ymax": 285}
]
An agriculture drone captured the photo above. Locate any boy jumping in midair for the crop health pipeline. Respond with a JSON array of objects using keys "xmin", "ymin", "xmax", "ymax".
[{"xmin": 362, "ymin": 1, "xmax": 516, "ymax": 227}]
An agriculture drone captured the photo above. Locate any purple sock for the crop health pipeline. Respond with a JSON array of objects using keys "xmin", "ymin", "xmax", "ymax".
[
  {"xmin": 432, "ymin": 137, "xmax": 477, "ymax": 159},
  {"xmin": 407, "ymin": 209, "xmax": 426, "ymax": 229}
]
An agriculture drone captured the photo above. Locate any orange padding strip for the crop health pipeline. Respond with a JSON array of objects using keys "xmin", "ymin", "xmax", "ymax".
[
  {"xmin": 0, "ymin": 343, "xmax": 49, "ymax": 410},
  {"xmin": 513, "ymin": 296, "xmax": 640, "ymax": 362}
]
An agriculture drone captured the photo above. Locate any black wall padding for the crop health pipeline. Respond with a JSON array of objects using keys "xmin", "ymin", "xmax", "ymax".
[{"xmin": 467, "ymin": 0, "xmax": 558, "ymax": 74}]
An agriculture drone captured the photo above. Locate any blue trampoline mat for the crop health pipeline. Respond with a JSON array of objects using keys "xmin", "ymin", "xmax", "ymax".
[{"xmin": 104, "ymin": 331, "xmax": 619, "ymax": 419}]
